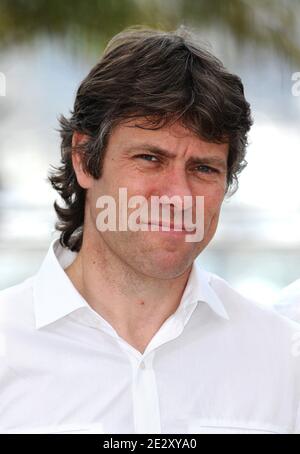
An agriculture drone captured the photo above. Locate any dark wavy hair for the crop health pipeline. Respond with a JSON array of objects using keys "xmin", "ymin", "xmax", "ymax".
[{"xmin": 49, "ymin": 26, "xmax": 253, "ymax": 252}]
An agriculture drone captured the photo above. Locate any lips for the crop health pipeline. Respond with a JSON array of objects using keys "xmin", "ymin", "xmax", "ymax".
[{"xmin": 147, "ymin": 221, "xmax": 195, "ymax": 232}]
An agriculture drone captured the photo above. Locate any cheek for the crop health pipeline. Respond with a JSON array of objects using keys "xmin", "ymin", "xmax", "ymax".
[
  {"xmin": 107, "ymin": 164, "xmax": 149, "ymax": 197},
  {"xmin": 86, "ymin": 179, "xmax": 114, "ymax": 222},
  {"xmin": 202, "ymin": 187, "xmax": 225, "ymax": 216}
]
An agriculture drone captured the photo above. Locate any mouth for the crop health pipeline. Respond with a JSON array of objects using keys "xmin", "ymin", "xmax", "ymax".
[{"xmin": 145, "ymin": 221, "xmax": 196, "ymax": 233}]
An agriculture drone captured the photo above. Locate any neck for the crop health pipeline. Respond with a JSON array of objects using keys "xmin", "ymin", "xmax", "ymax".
[{"xmin": 64, "ymin": 229, "xmax": 192, "ymax": 354}]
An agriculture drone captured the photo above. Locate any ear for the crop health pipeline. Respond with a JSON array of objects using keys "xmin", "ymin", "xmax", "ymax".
[{"xmin": 71, "ymin": 131, "xmax": 94, "ymax": 189}]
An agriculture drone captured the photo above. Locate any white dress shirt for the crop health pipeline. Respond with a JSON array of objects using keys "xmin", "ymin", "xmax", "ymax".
[
  {"xmin": 275, "ymin": 280, "xmax": 300, "ymax": 323},
  {"xmin": 1, "ymin": 239, "xmax": 300, "ymax": 434}
]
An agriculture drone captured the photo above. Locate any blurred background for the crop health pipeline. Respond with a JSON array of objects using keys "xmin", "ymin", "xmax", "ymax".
[{"xmin": 0, "ymin": 0, "xmax": 299, "ymax": 305}]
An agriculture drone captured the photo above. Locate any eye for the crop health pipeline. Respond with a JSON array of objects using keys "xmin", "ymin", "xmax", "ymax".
[
  {"xmin": 195, "ymin": 165, "xmax": 219, "ymax": 174},
  {"xmin": 136, "ymin": 154, "xmax": 159, "ymax": 162}
]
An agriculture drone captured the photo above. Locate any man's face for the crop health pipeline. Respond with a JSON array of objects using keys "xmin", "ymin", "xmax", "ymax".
[{"xmin": 82, "ymin": 118, "xmax": 228, "ymax": 279}]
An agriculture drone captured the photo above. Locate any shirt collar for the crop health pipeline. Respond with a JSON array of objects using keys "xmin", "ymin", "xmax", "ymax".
[
  {"xmin": 33, "ymin": 238, "xmax": 88, "ymax": 329},
  {"xmin": 33, "ymin": 238, "xmax": 229, "ymax": 330},
  {"xmin": 179, "ymin": 259, "xmax": 230, "ymax": 321}
]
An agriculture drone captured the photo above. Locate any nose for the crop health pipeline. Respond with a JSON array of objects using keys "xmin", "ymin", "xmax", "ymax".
[
  {"xmin": 161, "ymin": 165, "xmax": 192, "ymax": 195},
  {"xmin": 156, "ymin": 166, "xmax": 194, "ymax": 215}
]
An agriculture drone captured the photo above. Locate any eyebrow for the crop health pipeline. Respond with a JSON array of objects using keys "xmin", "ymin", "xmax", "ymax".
[{"xmin": 125, "ymin": 144, "xmax": 227, "ymax": 170}]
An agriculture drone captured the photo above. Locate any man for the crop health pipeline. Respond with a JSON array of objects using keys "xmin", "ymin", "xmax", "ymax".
[
  {"xmin": 1, "ymin": 27, "xmax": 300, "ymax": 434},
  {"xmin": 276, "ymin": 280, "xmax": 300, "ymax": 323}
]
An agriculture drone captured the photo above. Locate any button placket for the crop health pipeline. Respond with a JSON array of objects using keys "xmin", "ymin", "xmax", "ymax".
[{"xmin": 132, "ymin": 351, "xmax": 161, "ymax": 434}]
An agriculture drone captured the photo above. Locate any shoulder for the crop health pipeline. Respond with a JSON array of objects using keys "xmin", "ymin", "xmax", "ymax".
[
  {"xmin": 204, "ymin": 271, "xmax": 300, "ymax": 433},
  {"xmin": 203, "ymin": 271, "xmax": 300, "ymax": 403},
  {"xmin": 205, "ymin": 269, "xmax": 300, "ymax": 346}
]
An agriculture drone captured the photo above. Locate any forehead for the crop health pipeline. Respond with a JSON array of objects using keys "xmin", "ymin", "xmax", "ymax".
[{"xmin": 107, "ymin": 118, "xmax": 229, "ymax": 158}]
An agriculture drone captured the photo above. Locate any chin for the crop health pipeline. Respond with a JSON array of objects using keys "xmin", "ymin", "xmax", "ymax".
[{"xmin": 141, "ymin": 253, "xmax": 193, "ymax": 280}]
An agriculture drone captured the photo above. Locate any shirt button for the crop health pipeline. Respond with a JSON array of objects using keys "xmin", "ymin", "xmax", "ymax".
[{"xmin": 140, "ymin": 361, "xmax": 146, "ymax": 370}]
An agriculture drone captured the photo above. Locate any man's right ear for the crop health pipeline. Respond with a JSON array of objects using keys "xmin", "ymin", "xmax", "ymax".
[{"xmin": 71, "ymin": 132, "xmax": 94, "ymax": 189}]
